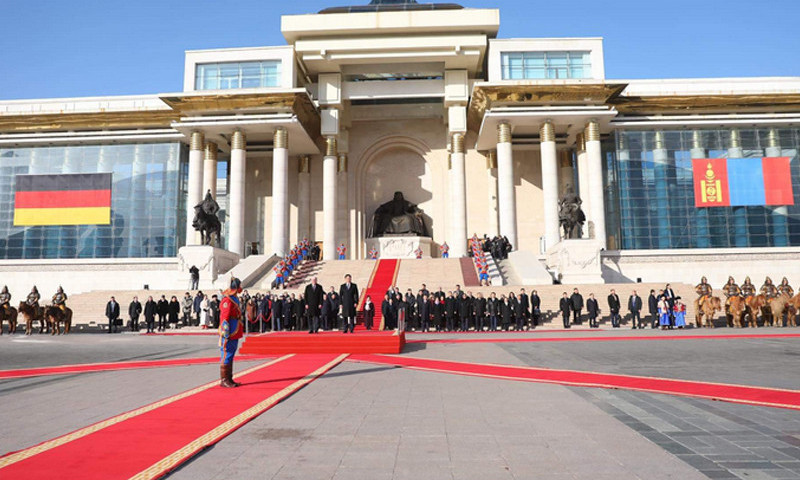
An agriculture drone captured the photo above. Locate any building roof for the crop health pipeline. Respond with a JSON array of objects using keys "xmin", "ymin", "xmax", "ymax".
[{"xmin": 319, "ymin": 0, "xmax": 463, "ymax": 14}]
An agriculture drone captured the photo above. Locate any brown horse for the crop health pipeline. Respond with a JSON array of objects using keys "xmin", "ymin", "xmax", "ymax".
[
  {"xmin": 727, "ymin": 296, "xmax": 748, "ymax": 328},
  {"xmin": 0, "ymin": 306, "xmax": 18, "ymax": 335},
  {"xmin": 785, "ymin": 294, "xmax": 800, "ymax": 327},
  {"xmin": 45, "ymin": 306, "xmax": 72, "ymax": 335},
  {"xmin": 18, "ymin": 302, "xmax": 47, "ymax": 335},
  {"xmin": 744, "ymin": 295, "xmax": 767, "ymax": 328},
  {"xmin": 764, "ymin": 294, "xmax": 790, "ymax": 327},
  {"xmin": 695, "ymin": 296, "xmax": 721, "ymax": 328}
]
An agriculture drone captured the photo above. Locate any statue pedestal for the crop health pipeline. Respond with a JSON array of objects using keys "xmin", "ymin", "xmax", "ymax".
[
  {"xmin": 366, "ymin": 236, "xmax": 433, "ymax": 259},
  {"xmin": 177, "ymin": 246, "xmax": 240, "ymax": 290},
  {"xmin": 546, "ymin": 239, "xmax": 604, "ymax": 284}
]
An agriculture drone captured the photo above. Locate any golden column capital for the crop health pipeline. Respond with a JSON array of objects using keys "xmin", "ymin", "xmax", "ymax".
[
  {"xmin": 558, "ymin": 149, "xmax": 572, "ymax": 168},
  {"xmin": 447, "ymin": 153, "xmax": 452, "ymax": 170},
  {"xmin": 768, "ymin": 128, "xmax": 780, "ymax": 148},
  {"xmin": 617, "ymin": 132, "xmax": 628, "ymax": 151},
  {"xmin": 486, "ymin": 150, "xmax": 497, "ymax": 169},
  {"xmin": 729, "ymin": 129, "xmax": 741, "ymax": 149},
  {"xmin": 576, "ymin": 132, "xmax": 586, "ymax": 152},
  {"xmin": 274, "ymin": 127, "xmax": 288, "ymax": 150},
  {"xmin": 540, "ymin": 121, "xmax": 555, "ymax": 143},
  {"xmin": 692, "ymin": 130, "xmax": 703, "ymax": 150},
  {"xmin": 498, "ymin": 122, "xmax": 512, "ymax": 144},
  {"xmin": 190, "ymin": 131, "xmax": 205, "ymax": 151},
  {"xmin": 231, "ymin": 130, "xmax": 246, "ymax": 150},
  {"xmin": 338, "ymin": 154, "xmax": 348, "ymax": 173},
  {"xmin": 299, "ymin": 155, "xmax": 310, "ymax": 174},
  {"xmin": 452, "ymin": 133, "xmax": 465, "ymax": 154},
  {"xmin": 204, "ymin": 142, "xmax": 218, "ymax": 161},
  {"xmin": 325, "ymin": 136, "xmax": 338, "ymax": 157},
  {"xmin": 654, "ymin": 130, "xmax": 665, "ymax": 150},
  {"xmin": 584, "ymin": 120, "xmax": 600, "ymax": 142}
]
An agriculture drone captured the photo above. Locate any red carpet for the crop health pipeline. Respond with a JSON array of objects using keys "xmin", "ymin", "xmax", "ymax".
[
  {"xmin": 0, "ymin": 354, "xmax": 346, "ymax": 479},
  {"xmin": 349, "ymin": 354, "xmax": 800, "ymax": 411},
  {"xmin": 459, "ymin": 257, "xmax": 480, "ymax": 287},
  {"xmin": 239, "ymin": 330, "xmax": 405, "ymax": 354},
  {"xmin": 406, "ymin": 332, "xmax": 800, "ymax": 344},
  {"xmin": 356, "ymin": 259, "xmax": 400, "ymax": 330},
  {"xmin": 0, "ymin": 355, "xmax": 274, "ymax": 380}
]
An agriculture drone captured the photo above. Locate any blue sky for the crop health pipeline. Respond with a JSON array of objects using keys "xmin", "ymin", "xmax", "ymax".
[{"xmin": 1, "ymin": 0, "xmax": 798, "ymax": 100}]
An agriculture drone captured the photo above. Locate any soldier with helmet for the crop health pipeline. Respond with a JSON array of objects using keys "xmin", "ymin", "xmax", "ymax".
[
  {"xmin": 723, "ymin": 277, "xmax": 741, "ymax": 313},
  {"xmin": 778, "ymin": 277, "xmax": 794, "ymax": 298},
  {"xmin": 741, "ymin": 277, "xmax": 756, "ymax": 298},
  {"xmin": 27, "ymin": 286, "xmax": 40, "ymax": 308},
  {"xmin": 52, "ymin": 286, "xmax": 68, "ymax": 312},
  {"xmin": 0, "ymin": 286, "xmax": 10, "ymax": 313},
  {"xmin": 761, "ymin": 277, "xmax": 778, "ymax": 299},
  {"xmin": 695, "ymin": 276, "xmax": 712, "ymax": 304},
  {"xmin": 218, "ymin": 276, "xmax": 244, "ymax": 388}
]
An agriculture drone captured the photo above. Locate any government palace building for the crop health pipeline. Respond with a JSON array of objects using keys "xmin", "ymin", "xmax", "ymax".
[{"xmin": 1, "ymin": 0, "xmax": 799, "ymax": 295}]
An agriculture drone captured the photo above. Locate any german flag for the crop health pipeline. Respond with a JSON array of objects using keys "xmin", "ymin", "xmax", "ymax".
[{"xmin": 13, "ymin": 173, "xmax": 112, "ymax": 226}]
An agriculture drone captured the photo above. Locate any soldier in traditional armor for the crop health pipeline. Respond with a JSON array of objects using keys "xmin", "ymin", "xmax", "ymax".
[
  {"xmin": 0, "ymin": 286, "xmax": 10, "ymax": 312},
  {"xmin": 695, "ymin": 276, "xmax": 712, "ymax": 303},
  {"xmin": 52, "ymin": 286, "xmax": 68, "ymax": 312},
  {"xmin": 741, "ymin": 277, "xmax": 756, "ymax": 298},
  {"xmin": 27, "ymin": 286, "xmax": 40, "ymax": 307},
  {"xmin": 760, "ymin": 277, "xmax": 778, "ymax": 299},
  {"xmin": 778, "ymin": 277, "xmax": 794, "ymax": 298},
  {"xmin": 723, "ymin": 277, "xmax": 741, "ymax": 313}
]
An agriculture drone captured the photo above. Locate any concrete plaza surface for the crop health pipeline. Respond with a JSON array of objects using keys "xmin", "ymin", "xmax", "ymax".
[{"xmin": 0, "ymin": 330, "xmax": 798, "ymax": 479}]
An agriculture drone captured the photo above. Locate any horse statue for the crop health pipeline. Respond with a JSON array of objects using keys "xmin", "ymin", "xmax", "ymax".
[
  {"xmin": 192, "ymin": 190, "xmax": 222, "ymax": 246},
  {"xmin": 18, "ymin": 302, "xmax": 47, "ymax": 335},
  {"xmin": 558, "ymin": 185, "xmax": 586, "ymax": 240},
  {"xmin": 0, "ymin": 305, "xmax": 18, "ymax": 335},
  {"xmin": 695, "ymin": 296, "xmax": 721, "ymax": 328},
  {"xmin": 45, "ymin": 305, "xmax": 72, "ymax": 335}
]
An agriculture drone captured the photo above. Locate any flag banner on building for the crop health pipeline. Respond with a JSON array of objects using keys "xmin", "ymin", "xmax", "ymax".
[
  {"xmin": 13, "ymin": 173, "xmax": 112, "ymax": 226},
  {"xmin": 692, "ymin": 157, "xmax": 794, "ymax": 208}
]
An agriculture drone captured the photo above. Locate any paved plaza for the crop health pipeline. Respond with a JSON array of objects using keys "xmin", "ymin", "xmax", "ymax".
[{"xmin": 1, "ymin": 330, "xmax": 799, "ymax": 479}]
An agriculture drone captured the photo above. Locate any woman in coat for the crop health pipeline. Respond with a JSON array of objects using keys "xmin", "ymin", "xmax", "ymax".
[
  {"xmin": 658, "ymin": 296, "xmax": 671, "ymax": 330},
  {"xmin": 168, "ymin": 296, "xmax": 180, "ymax": 328},
  {"xmin": 432, "ymin": 296, "xmax": 444, "ymax": 331},
  {"xmin": 363, "ymin": 295, "xmax": 375, "ymax": 330},
  {"xmin": 500, "ymin": 295, "xmax": 513, "ymax": 331}
]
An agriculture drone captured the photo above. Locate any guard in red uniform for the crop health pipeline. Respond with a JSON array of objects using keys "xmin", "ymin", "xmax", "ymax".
[
  {"xmin": 337, "ymin": 243, "xmax": 347, "ymax": 260},
  {"xmin": 219, "ymin": 277, "xmax": 244, "ymax": 388}
]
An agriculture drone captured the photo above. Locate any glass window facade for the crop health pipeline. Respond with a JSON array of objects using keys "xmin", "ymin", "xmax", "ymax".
[
  {"xmin": 195, "ymin": 61, "xmax": 281, "ymax": 90},
  {"xmin": 501, "ymin": 51, "xmax": 591, "ymax": 80},
  {"xmin": 603, "ymin": 128, "xmax": 800, "ymax": 250},
  {"xmin": 0, "ymin": 142, "xmax": 187, "ymax": 259}
]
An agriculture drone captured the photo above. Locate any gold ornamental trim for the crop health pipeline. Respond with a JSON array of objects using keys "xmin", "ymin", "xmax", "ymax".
[
  {"xmin": 540, "ymin": 121, "xmax": 555, "ymax": 143},
  {"xmin": 576, "ymin": 132, "xmax": 586, "ymax": 152},
  {"xmin": 299, "ymin": 155, "xmax": 310, "ymax": 174},
  {"xmin": 0, "ymin": 110, "xmax": 179, "ymax": 133},
  {"xmin": 654, "ymin": 131, "xmax": 665, "ymax": 150},
  {"xmin": 204, "ymin": 142, "xmax": 218, "ymax": 161},
  {"xmin": 768, "ymin": 128, "xmax": 779, "ymax": 148},
  {"xmin": 558, "ymin": 150, "xmax": 572, "ymax": 168},
  {"xmin": 452, "ymin": 133, "xmax": 466, "ymax": 153},
  {"xmin": 231, "ymin": 130, "xmax": 246, "ymax": 150},
  {"xmin": 585, "ymin": 120, "xmax": 600, "ymax": 142},
  {"xmin": 338, "ymin": 154, "xmax": 348, "ymax": 173},
  {"xmin": 274, "ymin": 128, "xmax": 288, "ymax": 150},
  {"xmin": 729, "ymin": 129, "xmax": 741, "ymax": 149},
  {"xmin": 190, "ymin": 131, "xmax": 205, "ymax": 151},
  {"xmin": 692, "ymin": 130, "xmax": 703, "ymax": 150},
  {"xmin": 497, "ymin": 123, "xmax": 512, "ymax": 144},
  {"xmin": 486, "ymin": 150, "xmax": 497, "ymax": 169},
  {"xmin": 611, "ymin": 93, "xmax": 800, "ymax": 114},
  {"xmin": 325, "ymin": 137, "xmax": 338, "ymax": 157}
]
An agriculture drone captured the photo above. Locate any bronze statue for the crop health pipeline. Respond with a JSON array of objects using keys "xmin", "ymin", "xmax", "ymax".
[
  {"xmin": 193, "ymin": 190, "xmax": 222, "ymax": 246},
  {"xmin": 369, "ymin": 192, "xmax": 428, "ymax": 237},
  {"xmin": 558, "ymin": 184, "xmax": 586, "ymax": 239}
]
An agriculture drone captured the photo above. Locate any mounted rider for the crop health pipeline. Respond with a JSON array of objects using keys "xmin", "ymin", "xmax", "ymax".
[
  {"xmin": 0, "ymin": 286, "xmax": 10, "ymax": 313},
  {"xmin": 723, "ymin": 277, "xmax": 741, "ymax": 313},
  {"xmin": 760, "ymin": 277, "xmax": 778, "ymax": 299},
  {"xmin": 740, "ymin": 277, "xmax": 756, "ymax": 298},
  {"xmin": 52, "ymin": 286, "xmax": 68, "ymax": 312},
  {"xmin": 695, "ymin": 276, "xmax": 712, "ymax": 306},
  {"xmin": 27, "ymin": 286, "xmax": 41, "ymax": 309},
  {"xmin": 778, "ymin": 277, "xmax": 794, "ymax": 298}
]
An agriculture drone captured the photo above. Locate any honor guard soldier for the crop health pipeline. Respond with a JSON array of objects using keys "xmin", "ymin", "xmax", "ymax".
[
  {"xmin": 27, "ymin": 286, "xmax": 40, "ymax": 308},
  {"xmin": 741, "ymin": 277, "xmax": 756, "ymax": 298},
  {"xmin": 0, "ymin": 286, "xmax": 10, "ymax": 313},
  {"xmin": 52, "ymin": 286, "xmax": 68, "ymax": 312},
  {"xmin": 723, "ymin": 276, "xmax": 741, "ymax": 312},
  {"xmin": 695, "ymin": 277, "xmax": 712, "ymax": 304},
  {"xmin": 761, "ymin": 277, "xmax": 778, "ymax": 299},
  {"xmin": 368, "ymin": 247, "xmax": 379, "ymax": 260},
  {"xmin": 414, "ymin": 247, "xmax": 423, "ymax": 259},
  {"xmin": 440, "ymin": 242, "xmax": 450, "ymax": 258},
  {"xmin": 778, "ymin": 277, "xmax": 794, "ymax": 298},
  {"xmin": 337, "ymin": 243, "xmax": 347, "ymax": 260},
  {"xmin": 219, "ymin": 277, "xmax": 244, "ymax": 388}
]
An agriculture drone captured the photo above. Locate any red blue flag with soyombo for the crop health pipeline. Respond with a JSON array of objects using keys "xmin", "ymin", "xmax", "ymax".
[{"xmin": 692, "ymin": 157, "xmax": 794, "ymax": 208}]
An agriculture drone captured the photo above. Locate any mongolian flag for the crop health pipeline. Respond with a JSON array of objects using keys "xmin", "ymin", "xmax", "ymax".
[
  {"xmin": 692, "ymin": 157, "xmax": 794, "ymax": 208},
  {"xmin": 13, "ymin": 173, "xmax": 112, "ymax": 226}
]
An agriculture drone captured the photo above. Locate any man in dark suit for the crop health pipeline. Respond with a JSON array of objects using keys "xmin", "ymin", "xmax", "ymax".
[
  {"xmin": 444, "ymin": 292, "xmax": 456, "ymax": 332},
  {"xmin": 458, "ymin": 293, "xmax": 472, "ymax": 331},
  {"xmin": 474, "ymin": 293, "xmax": 486, "ymax": 331},
  {"xmin": 607, "ymin": 289, "xmax": 621, "ymax": 328},
  {"xmin": 648, "ymin": 289, "xmax": 659, "ymax": 329},
  {"xmin": 628, "ymin": 290, "xmax": 643, "ymax": 329},
  {"xmin": 339, "ymin": 274, "xmax": 359, "ymax": 333},
  {"xmin": 586, "ymin": 293, "xmax": 600, "ymax": 328},
  {"xmin": 128, "ymin": 296, "xmax": 142, "ymax": 332},
  {"xmin": 559, "ymin": 292, "xmax": 572, "ymax": 329},
  {"xmin": 530, "ymin": 290, "xmax": 541, "ymax": 327},
  {"xmin": 271, "ymin": 294, "xmax": 283, "ymax": 331},
  {"xmin": 156, "ymin": 295, "xmax": 169, "ymax": 332},
  {"xmin": 105, "ymin": 296, "xmax": 120, "ymax": 333},
  {"xmin": 304, "ymin": 277, "xmax": 324, "ymax": 334},
  {"xmin": 570, "ymin": 288, "xmax": 584, "ymax": 325},
  {"xmin": 519, "ymin": 288, "xmax": 530, "ymax": 329},
  {"xmin": 144, "ymin": 296, "xmax": 157, "ymax": 333}
]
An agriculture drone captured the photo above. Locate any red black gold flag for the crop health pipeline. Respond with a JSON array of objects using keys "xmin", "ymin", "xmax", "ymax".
[{"xmin": 13, "ymin": 173, "xmax": 112, "ymax": 226}]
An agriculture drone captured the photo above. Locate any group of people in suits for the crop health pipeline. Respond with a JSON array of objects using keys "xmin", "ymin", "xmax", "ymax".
[
  {"xmin": 106, "ymin": 295, "xmax": 184, "ymax": 333},
  {"xmin": 558, "ymin": 285, "xmax": 681, "ymax": 329}
]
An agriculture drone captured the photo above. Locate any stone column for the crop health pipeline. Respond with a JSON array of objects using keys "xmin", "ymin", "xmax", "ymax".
[
  {"xmin": 337, "ymin": 154, "xmax": 349, "ymax": 259},
  {"xmin": 540, "ymin": 121, "xmax": 559, "ymax": 250},
  {"xmin": 496, "ymin": 124, "xmax": 517, "ymax": 250},
  {"xmin": 297, "ymin": 155, "xmax": 311, "ymax": 241},
  {"xmin": 323, "ymin": 137, "xmax": 338, "ymax": 261},
  {"xmin": 228, "ymin": 131, "xmax": 246, "ymax": 256},
  {"xmin": 690, "ymin": 130, "xmax": 711, "ymax": 248},
  {"xmin": 575, "ymin": 133, "xmax": 591, "ymax": 238},
  {"xmin": 652, "ymin": 130, "xmax": 670, "ymax": 249},
  {"xmin": 202, "ymin": 142, "xmax": 218, "ymax": 200},
  {"xmin": 271, "ymin": 127, "xmax": 289, "ymax": 257},
  {"xmin": 450, "ymin": 133, "xmax": 468, "ymax": 257},
  {"xmin": 585, "ymin": 120, "xmax": 606, "ymax": 249},
  {"xmin": 486, "ymin": 151, "xmax": 499, "ymax": 236},
  {"xmin": 766, "ymin": 128, "xmax": 788, "ymax": 246},
  {"xmin": 186, "ymin": 132, "xmax": 205, "ymax": 246},
  {"xmin": 728, "ymin": 129, "xmax": 747, "ymax": 247}
]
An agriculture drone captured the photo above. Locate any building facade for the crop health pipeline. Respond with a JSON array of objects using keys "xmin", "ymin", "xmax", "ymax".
[{"xmin": 1, "ymin": 0, "xmax": 799, "ymax": 292}]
